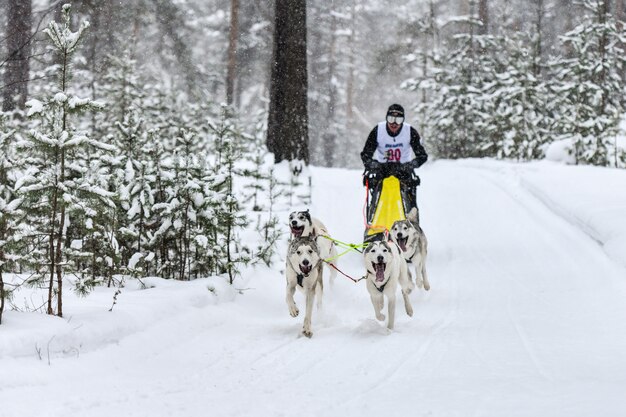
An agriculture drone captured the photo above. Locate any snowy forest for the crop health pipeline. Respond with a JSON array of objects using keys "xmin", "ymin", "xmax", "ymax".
[{"xmin": 1, "ymin": 0, "xmax": 626, "ymax": 322}]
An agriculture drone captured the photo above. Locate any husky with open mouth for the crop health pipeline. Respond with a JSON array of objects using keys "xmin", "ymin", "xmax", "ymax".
[
  {"xmin": 285, "ymin": 236, "xmax": 324, "ymax": 338},
  {"xmin": 390, "ymin": 207, "xmax": 430, "ymax": 291},
  {"xmin": 363, "ymin": 240, "xmax": 413, "ymax": 330},
  {"xmin": 288, "ymin": 210, "xmax": 338, "ymax": 284}
]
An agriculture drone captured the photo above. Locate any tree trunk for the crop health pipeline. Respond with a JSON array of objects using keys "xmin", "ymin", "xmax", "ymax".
[
  {"xmin": 617, "ymin": 0, "xmax": 626, "ymax": 83},
  {"xmin": 478, "ymin": 0, "xmax": 489, "ymax": 35},
  {"xmin": 47, "ymin": 197, "xmax": 57, "ymax": 315},
  {"xmin": 616, "ymin": 0, "xmax": 625, "ymax": 30},
  {"xmin": 3, "ymin": 0, "xmax": 32, "ymax": 111},
  {"xmin": 56, "ymin": 200, "xmax": 65, "ymax": 318},
  {"xmin": 226, "ymin": 0, "xmax": 240, "ymax": 106},
  {"xmin": 267, "ymin": 0, "xmax": 309, "ymax": 164},
  {"xmin": 533, "ymin": 0, "xmax": 545, "ymax": 77},
  {"xmin": 597, "ymin": 0, "xmax": 610, "ymax": 115}
]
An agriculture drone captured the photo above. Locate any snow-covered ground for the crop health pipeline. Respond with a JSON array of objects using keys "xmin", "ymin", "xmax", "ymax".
[{"xmin": 2, "ymin": 159, "xmax": 626, "ymax": 417}]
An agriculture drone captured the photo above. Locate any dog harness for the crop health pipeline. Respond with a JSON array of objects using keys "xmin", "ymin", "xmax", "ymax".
[
  {"xmin": 375, "ymin": 281, "xmax": 388, "ymax": 293},
  {"xmin": 370, "ymin": 274, "xmax": 388, "ymax": 293}
]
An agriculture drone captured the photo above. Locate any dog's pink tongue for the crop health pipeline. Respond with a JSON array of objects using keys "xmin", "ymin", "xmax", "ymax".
[
  {"xmin": 375, "ymin": 264, "xmax": 385, "ymax": 282},
  {"xmin": 398, "ymin": 240, "xmax": 406, "ymax": 251}
]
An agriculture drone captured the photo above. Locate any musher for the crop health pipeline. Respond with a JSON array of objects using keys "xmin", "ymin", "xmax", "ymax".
[{"xmin": 361, "ymin": 104, "xmax": 428, "ymax": 240}]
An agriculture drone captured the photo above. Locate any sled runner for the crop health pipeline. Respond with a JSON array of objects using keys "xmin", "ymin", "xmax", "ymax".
[{"xmin": 364, "ymin": 170, "xmax": 420, "ymax": 243}]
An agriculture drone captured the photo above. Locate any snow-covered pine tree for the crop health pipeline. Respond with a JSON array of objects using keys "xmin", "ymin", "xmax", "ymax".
[
  {"xmin": 158, "ymin": 129, "xmax": 217, "ymax": 280},
  {"xmin": 16, "ymin": 4, "xmax": 113, "ymax": 316},
  {"xmin": 488, "ymin": 33, "xmax": 552, "ymax": 160},
  {"xmin": 142, "ymin": 88, "xmax": 189, "ymax": 154},
  {"xmin": 415, "ymin": 26, "xmax": 500, "ymax": 159},
  {"xmin": 145, "ymin": 137, "xmax": 176, "ymax": 279},
  {"xmin": 64, "ymin": 149, "xmax": 116, "ymax": 296},
  {"xmin": 0, "ymin": 115, "xmax": 23, "ymax": 324},
  {"xmin": 253, "ymin": 165, "xmax": 284, "ymax": 267},
  {"xmin": 93, "ymin": 49, "xmax": 153, "ymax": 281},
  {"xmin": 115, "ymin": 112, "xmax": 150, "ymax": 264},
  {"xmin": 101, "ymin": 49, "xmax": 145, "ymax": 123},
  {"xmin": 209, "ymin": 106, "xmax": 250, "ymax": 283},
  {"xmin": 242, "ymin": 110, "xmax": 272, "ymax": 212},
  {"xmin": 141, "ymin": 133, "xmax": 176, "ymax": 278},
  {"xmin": 402, "ymin": 0, "xmax": 441, "ymax": 129},
  {"xmin": 550, "ymin": 0, "xmax": 626, "ymax": 166},
  {"xmin": 240, "ymin": 109, "xmax": 283, "ymax": 267}
]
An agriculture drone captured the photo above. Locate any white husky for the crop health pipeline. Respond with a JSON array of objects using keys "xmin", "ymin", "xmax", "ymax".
[
  {"xmin": 288, "ymin": 210, "xmax": 338, "ymax": 284},
  {"xmin": 390, "ymin": 207, "xmax": 430, "ymax": 291},
  {"xmin": 363, "ymin": 240, "xmax": 413, "ymax": 330},
  {"xmin": 285, "ymin": 236, "xmax": 324, "ymax": 338}
]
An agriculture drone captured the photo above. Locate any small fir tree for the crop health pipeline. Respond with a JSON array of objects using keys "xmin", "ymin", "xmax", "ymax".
[
  {"xmin": 209, "ymin": 107, "xmax": 250, "ymax": 283},
  {"xmin": 0, "ymin": 115, "xmax": 23, "ymax": 324},
  {"xmin": 16, "ymin": 4, "xmax": 111, "ymax": 316}
]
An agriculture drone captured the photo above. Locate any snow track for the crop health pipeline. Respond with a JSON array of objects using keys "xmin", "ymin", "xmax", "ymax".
[{"xmin": 3, "ymin": 162, "xmax": 626, "ymax": 417}]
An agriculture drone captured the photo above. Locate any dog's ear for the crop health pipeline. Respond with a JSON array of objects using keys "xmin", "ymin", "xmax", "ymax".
[
  {"xmin": 303, "ymin": 210, "xmax": 311, "ymax": 223},
  {"xmin": 407, "ymin": 207, "xmax": 419, "ymax": 223}
]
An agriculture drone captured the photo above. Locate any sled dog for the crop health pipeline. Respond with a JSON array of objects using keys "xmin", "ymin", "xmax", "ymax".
[
  {"xmin": 363, "ymin": 240, "xmax": 413, "ymax": 330},
  {"xmin": 288, "ymin": 210, "xmax": 338, "ymax": 284},
  {"xmin": 390, "ymin": 207, "xmax": 430, "ymax": 291},
  {"xmin": 285, "ymin": 236, "xmax": 324, "ymax": 338}
]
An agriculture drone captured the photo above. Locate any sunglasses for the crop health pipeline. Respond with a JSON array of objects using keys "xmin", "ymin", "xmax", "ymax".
[{"xmin": 386, "ymin": 115, "xmax": 404, "ymax": 124}]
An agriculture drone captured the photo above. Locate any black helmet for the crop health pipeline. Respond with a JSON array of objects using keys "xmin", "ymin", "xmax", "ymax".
[{"xmin": 386, "ymin": 104, "xmax": 405, "ymax": 117}]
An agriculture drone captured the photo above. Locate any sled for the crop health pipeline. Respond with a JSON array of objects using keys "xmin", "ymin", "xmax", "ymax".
[{"xmin": 364, "ymin": 174, "xmax": 418, "ymax": 243}]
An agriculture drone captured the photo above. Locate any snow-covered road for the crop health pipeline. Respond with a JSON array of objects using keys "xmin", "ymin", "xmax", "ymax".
[{"xmin": 2, "ymin": 162, "xmax": 626, "ymax": 417}]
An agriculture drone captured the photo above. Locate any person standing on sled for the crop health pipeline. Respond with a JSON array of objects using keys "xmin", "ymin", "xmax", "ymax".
[{"xmin": 361, "ymin": 104, "xmax": 428, "ymax": 237}]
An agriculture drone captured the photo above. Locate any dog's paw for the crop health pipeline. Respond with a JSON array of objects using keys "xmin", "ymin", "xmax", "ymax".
[
  {"xmin": 375, "ymin": 313, "xmax": 386, "ymax": 322},
  {"xmin": 416, "ymin": 278, "xmax": 424, "ymax": 289},
  {"xmin": 302, "ymin": 328, "xmax": 313, "ymax": 338},
  {"xmin": 406, "ymin": 305, "xmax": 414, "ymax": 317},
  {"xmin": 289, "ymin": 306, "xmax": 299, "ymax": 317},
  {"xmin": 423, "ymin": 280, "xmax": 431, "ymax": 291}
]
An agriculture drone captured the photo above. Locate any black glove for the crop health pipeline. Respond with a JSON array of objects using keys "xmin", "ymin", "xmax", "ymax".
[
  {"xmin": 395, "ymin": 163, "xmax": 414, "ymax": 181},
  {"xmin": 365, "ymin": 160, "xmax": 381, "ymax": 171},
  {"xmin": 400, "ymin": 163, "xmax": 421, "ymax": 186},
  {"xmin": 407, "ymin": 159, "xmax": 420, "ymax": 169}
]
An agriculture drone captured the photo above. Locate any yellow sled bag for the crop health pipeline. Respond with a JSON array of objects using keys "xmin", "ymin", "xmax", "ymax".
[{"xmin": 366, "ymin": 176, "xmax": 406, "ymax": 238}]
